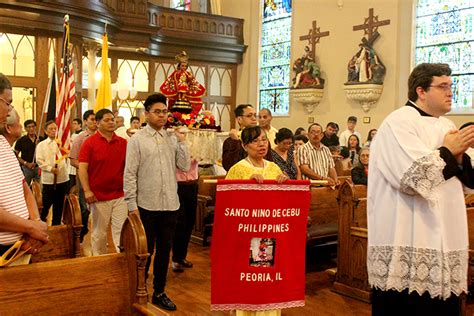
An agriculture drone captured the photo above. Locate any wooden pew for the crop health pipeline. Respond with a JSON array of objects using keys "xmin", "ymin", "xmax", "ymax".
[
  {"xmin": 332, "ymin": 180, "xmax": 370, "ymax": 302},
  {"xmin": 29, "ymin": 193, "xmax": 82, "ymax": 263},
  {"xmin": 0, "ymin": 212, "xmax": 167, "ymax": 315},
  {"xmin": 306, "ymin": 186, "xmax": 340, "ymax": 248},
  {"xmin": 192, "ymin": 175, "xmax": 225, "ymax": 246}
]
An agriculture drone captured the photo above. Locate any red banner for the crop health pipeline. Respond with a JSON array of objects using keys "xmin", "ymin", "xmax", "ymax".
[{"xmin": 211, "ymin": 180, "xmax": 310, "ymax": 311}]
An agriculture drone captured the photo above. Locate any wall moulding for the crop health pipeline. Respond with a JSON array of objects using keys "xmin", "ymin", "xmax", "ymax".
[
  {"xmin": 343, "ymin": 84, "xmax": 383, "ymax": 112},
  {"xmin": 290, "ymin": 88, "xmax": 324, "ymax": 114}
]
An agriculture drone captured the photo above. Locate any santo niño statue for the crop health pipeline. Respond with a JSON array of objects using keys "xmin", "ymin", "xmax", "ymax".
[{"xmin": 159, "ymin": 51, "xmax": 206, "ymax": 115}]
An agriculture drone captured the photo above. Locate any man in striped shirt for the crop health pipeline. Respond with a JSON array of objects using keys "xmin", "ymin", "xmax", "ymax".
[
  {"xmin": 297, "ymin": 123, "xmax": 338, "ymax": 186},
  {"xmin": 0, "ymin": 73, "xmax": 48, "ymax": 259}
]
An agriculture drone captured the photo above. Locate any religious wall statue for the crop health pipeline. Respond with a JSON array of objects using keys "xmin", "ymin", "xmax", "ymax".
[
  {"xmin": 346, "ymin": 41, "xmax": 386, "ymax": 84},
  {"xmin": 160, "ymin": 51, "xmax": 206, "ymax": 115},
  {"xmin": 292, "ymin": 46, "xmax": 325, "ymax": 89}
]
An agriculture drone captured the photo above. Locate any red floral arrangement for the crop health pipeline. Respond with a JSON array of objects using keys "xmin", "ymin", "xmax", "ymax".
[{"xmin": 166, "ymin": 111, "xmax": 220, "ymax": 131}]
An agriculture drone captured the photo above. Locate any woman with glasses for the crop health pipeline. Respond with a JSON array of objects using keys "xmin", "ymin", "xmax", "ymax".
[
  {"xmin": 225, "ymin": 125, "xmax": 287, "ymax": 316},
  {"xmin": 226, "ymin": 126, "xmax": 287, "ymax": 183},
  {"xmin": 270, "ymin": 128, "xmax": 300, "ymax": 180}
]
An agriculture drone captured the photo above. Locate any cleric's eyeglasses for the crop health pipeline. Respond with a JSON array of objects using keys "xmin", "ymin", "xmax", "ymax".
[{"xmin": 429, "ymin": 83, "xmax": 454, "ymax": 92}]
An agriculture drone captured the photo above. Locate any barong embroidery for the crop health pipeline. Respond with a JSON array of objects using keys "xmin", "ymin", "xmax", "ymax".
[
  {"xmin": 399, "ymin": 151, "xmax": 446, "ymax": 199},
  {"xmin": 368, "ymin": 245, "xmax": 468, "ymax": 300}
]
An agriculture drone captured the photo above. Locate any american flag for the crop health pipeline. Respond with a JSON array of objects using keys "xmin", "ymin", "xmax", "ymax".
[{"xmin": 56, "ymin": 14, "xmax": 75, "ymax": 160}]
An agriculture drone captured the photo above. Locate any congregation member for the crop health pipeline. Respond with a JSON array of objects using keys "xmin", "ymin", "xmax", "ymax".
[
  {"xmin": 338, "ymin": 116, "xmax": 361, "ymax": 148},
  {"xmin": 368, "ymin": 63, "xmax": 474, "ymax": 316},
  {"xmin": 294, "ymin": 127, "xmax": 307, "ymax": 137},
  {"xmin": 271, "ymin": 128, "xmax": 300, "ymax": 180},
  {"xmin": 172, "ymin": 158, "xmax": 198, "ymax": 272},
  {"xmin": 297, "ymin": 123, "xmax": 337, "ymax": 186},
  {"xmin": 114, "ymin": 115, "xmax": 129, "ymax": 140},
  {"xmin": 321, "ymin": 122, "xmax": 339, "ymax": 147},
  {"xmin": 124, "ymin": 93, "xmax": 190, "ymax": 311},
  {"xmin": 258, "ymin": 108, "xmax": 278, "ymax": 146},
  {"xmin": 364, "ymin": 128, "xmax": 377, "ymax": 147},
  {"xmin": 78, "ymin": 109, "xmax": 128, "ymax": 255},
  {"xmin": 222, "ymin": 104, "xmax": 272, "ymax": 171},
  {"xmin": 345, "ymin": 134, "xmax": 361, "ymax": 166},
  {"xmin": 36, "ymin": 120, "xmax": 69, "ymax": 225},
  {"xmin": 71, "ymin": 118, "xmax": 82, "ymax": 134},
  {"xmin": 294, "ymin": 134, "xmax": 308, "ymax": 149},
  {"xmin": 14, "ymin": 119, "xmax": 39, "ymax": 185},
  {"xmin": 0, "ymin": 96, "xmax": 47, "ymax": 263},
  {"xmin": 351, "ymin": 147, "xmax": 369, "ymax": 185},
  {"xmin": 225, "ymin": 125, "xmax": 288, "ymax": 316},
  {"xmin": 128, "ymin": 116, "xmax": 141, "ymax": 137},
  {"xmin": 69, "ymin": 119, "xmax": 83, "ymax": 188},
  {"xmin": 70, "ymin": 109, "xmax": 96, "ymax": 241}
]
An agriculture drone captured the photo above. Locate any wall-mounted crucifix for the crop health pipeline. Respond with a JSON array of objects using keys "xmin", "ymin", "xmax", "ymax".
[
  {"xmin": 269, "ymin": 89, "xmax": 281, "ymax": 113},
  {"xmin": 353, "ymin": 8, "xmax": 390, "ymax": 43},
  {"xmin": 299, "ymin": 20, "xmax": 330, "ymax": 61}
]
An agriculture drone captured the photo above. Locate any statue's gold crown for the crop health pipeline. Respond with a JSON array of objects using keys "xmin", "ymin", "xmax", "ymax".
[{"xmin": 175, "ymin": 51, "xmax": 189, "ymax": 64}]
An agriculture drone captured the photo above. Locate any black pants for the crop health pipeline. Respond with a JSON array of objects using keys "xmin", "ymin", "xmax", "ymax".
[
  {"xmin": 172, "ymin": 181, "xmax": 198, "ymax": 263},
  {"xmin": 41, "ymin": 182, "xmax": 68, "ymax": 225},
  {"xmin": 139, "ymin": 207, "xmax": 178, "ymax": 294},
  {"xmin": 372, "ymin": 288, "xmax": 462, "ymax": 316}
]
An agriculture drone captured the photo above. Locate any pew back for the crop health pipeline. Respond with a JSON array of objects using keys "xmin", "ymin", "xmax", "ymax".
[
  {"xmin": 333, "ymin": 180, "xmax": 370, "ymax": 302},
  {"xmin": 31, "ymin": 194, "xmax": 82, "ymax": 262},
  {"xmin": 306, "ymin": 186, "xmax": 340, "ymax": 247},
  {"xmin": 0, "ymin": 212, "xmax": 165, "ymax": 315}
]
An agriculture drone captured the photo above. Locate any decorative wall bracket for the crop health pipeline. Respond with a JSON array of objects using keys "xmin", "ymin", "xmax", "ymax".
[
  {"xmin": 290, "ymin": 88, "xmax": 324, "ymax": 114},
  {"xmin": 343, "ymin": 84, "xmax": 383, "ymax": 112}
]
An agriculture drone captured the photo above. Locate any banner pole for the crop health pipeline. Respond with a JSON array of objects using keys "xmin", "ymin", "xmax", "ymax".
[{"xmin": 202, "ymin": 179, "xmax": 329, "ymax": 185}]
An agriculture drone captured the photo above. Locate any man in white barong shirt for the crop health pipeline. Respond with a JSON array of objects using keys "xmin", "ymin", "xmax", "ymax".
[{"xmin": 368, "ymin": 63, "xmax": 474, "ymax": 316}]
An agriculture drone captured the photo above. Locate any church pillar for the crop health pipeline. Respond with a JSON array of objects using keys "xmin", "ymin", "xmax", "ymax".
[{"xmin": 86, "ymin": 42, "xmax": 98, "ymax": 110}]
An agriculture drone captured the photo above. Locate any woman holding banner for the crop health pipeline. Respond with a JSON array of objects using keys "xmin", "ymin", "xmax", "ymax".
[
  {"xmin": 225, "ymin": 125, "xmax": 287, "ymax": 316},
  {"xmin": 226, "ymin": 126, "xmax": 288, "ymax": 184}
]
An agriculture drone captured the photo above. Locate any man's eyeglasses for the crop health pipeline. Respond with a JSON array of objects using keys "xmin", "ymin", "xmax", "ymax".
[
  {"xmin": 149, "ymin": 109, "xmax": 168, "ymax": 115},
  {"xmin": 240, "ymin": 113, "xmax": 257, "ymax": 118},
  {"xmin": 429, "ymin": 83, "xmax": 454, "ymax": 91},
  {"xmin": 0, "ymin": 96, "xmax": 13, "ymax": 111}
]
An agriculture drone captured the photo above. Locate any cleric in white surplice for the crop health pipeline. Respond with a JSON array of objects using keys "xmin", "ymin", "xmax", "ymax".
[{"xmin": 367, "ymin": 63, "xmax": 474, "ymax": 316}]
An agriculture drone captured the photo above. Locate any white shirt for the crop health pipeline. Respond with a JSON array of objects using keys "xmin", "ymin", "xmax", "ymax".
[
  {"xmin": 339, "ymin": 129, "xmax": 361, "ymax": 148},
  {"xmin": 124, "ymin": 125, "xmax": 190, "ymax": 211},
  {"xmin": 115, "ymin": 126, "xmax": 130, "ymax": 140},
  {"xmin": 264, "ymin": 126, "xmax": 278, "ymax": 149},
  {"xmin": 367, "ymin": 105, "xmax": 468, "ymax": 299},
  {"xmin": 36, "ymin": 138, "xmax": 70, "ymax": 185}
]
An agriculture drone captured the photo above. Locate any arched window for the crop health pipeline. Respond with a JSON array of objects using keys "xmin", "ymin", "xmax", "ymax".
[
  {"xmin": 258, "ymin": 0, "xmax": 292, "ymax": 116},
  {"xmin": 414, "ymin": 0, "xmax": 473, "ymax": 113}
]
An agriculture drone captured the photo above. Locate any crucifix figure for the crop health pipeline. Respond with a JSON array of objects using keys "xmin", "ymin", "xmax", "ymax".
[
  {"xmin": 293, "ymin": 20, "xmax": 329, "ymax": 89},
  {"xmin": 299, "ymin": 20, "xmax": 330, "ymax": 61},
  {"xmin": 353, "ymin": 8, "xmax": 390, "ymax": 43},
  {"xmin": 269, "ymin": 89, "xmax": 281, "ymax": 113},
  {"xmin": 346, "ymin": 8, "xmax": 390, "ymax": 84}
]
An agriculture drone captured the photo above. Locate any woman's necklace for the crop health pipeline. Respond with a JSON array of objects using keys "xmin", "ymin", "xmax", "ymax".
[{"xmin": 246, "ymin": 157, "xmax": 266, "ymax": 177}]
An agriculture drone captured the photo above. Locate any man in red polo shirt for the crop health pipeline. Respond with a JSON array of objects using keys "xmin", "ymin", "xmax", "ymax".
[{"xmin": 78, "ymin": 109, "xmax": 128, "ymax": 255}]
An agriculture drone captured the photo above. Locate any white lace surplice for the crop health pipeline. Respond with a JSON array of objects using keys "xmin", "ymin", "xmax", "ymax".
[{"xmin": 367, "ymin": 105, "xmax": 468, "ymax": 300}]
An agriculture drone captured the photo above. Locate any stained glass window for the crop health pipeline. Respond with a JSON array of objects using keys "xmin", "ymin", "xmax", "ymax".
[
  {"xmin": 259, "ymin": 0, "xmax": 292, "ymax": 116},
  {"xmin": 171, "ymin": 0, "xmax": 191, "ymax": 11},
  {"xmin": 414, "ymin": 0, "xmax": 474, "ymax": 112}
]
